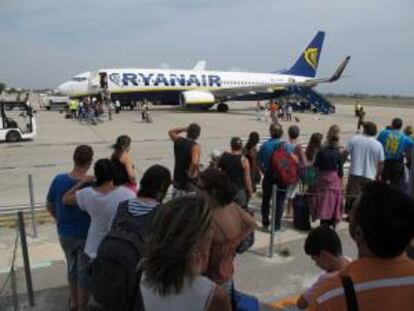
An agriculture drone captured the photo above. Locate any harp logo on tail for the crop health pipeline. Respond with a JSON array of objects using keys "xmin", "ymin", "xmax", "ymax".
[{"xmin": 304, "ymin": 48, "xmax": 319, "ymax": 70}]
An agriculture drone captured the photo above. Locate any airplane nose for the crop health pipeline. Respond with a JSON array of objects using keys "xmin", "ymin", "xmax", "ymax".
[{"xmin": 56, "ymin": 82, "xmax": 71, "ymax": 95}]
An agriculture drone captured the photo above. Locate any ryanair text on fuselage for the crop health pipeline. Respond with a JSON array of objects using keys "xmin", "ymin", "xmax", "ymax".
[{"xmin": 109, "ymin": 72, "xmax": 222, "ymax": 88}]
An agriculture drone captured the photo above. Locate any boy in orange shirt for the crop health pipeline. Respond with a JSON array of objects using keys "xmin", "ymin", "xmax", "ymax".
[{"xmin": 308, "ymin": 182, "xmax": 414, "ymax": 311}]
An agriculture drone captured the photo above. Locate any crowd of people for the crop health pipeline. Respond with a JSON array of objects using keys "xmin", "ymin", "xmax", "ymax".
[
  {"xmin": 46, "ymin": 113, "xmax": 414, "ymax": 310},
  {"xmin": 255, "ymin": 99, "xmax": 295, "ymax": 123},
  {"xmin": 67, "ymin": 98, "xmax": 113, "ymax": 125},
  {"xmin": 66, "ymin": 98, "xmax": 153, "ymax": 125}
]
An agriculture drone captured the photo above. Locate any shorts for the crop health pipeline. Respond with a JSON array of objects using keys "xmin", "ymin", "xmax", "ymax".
[
  {"xmin": 59, "ymin": 236, "xmax": 86, "ymax": 284},
  {"xmin": 382, "ymin": 159, "xmax": 405, "ymax": 190},
  {"xmin": 78, "ymin": 252, "xmax": 92, "ymax": 290},
  {"xmin": 286, "ymin": 183, "xmax": 299, "ymax": 199},
  {"xmin": 233, "ymin": 188, "xmax": 248, "ymax": 209}
]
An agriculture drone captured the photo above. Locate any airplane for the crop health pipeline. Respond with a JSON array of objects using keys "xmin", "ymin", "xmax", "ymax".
[{"xmin": 56, "ymin": 31, "xmax": 350, "ymax": 112}]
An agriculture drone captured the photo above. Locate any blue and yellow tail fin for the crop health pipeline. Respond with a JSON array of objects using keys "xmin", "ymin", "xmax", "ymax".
[{"xmin": 279, "ymin": 31, "xmax": 325, "ymax": 78}]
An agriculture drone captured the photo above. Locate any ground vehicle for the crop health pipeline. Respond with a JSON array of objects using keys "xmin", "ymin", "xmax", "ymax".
[
  {"xmin": 39, "ymin": 93, "xmax": 70, "ymax": 110},
  {"xmin": 0, "ymin": 101, "xmax": 36, "ymax": 142}
]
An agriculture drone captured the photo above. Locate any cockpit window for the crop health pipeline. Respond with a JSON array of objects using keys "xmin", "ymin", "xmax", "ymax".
[{"xmin": 71, "ymin": 77, "xmax": 87, "ymax": 82}]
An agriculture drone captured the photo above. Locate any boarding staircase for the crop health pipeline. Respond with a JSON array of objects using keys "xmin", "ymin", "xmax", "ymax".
[{"xmin": 284, "ymin": 86, "xmax": 335, "ymax": 114}]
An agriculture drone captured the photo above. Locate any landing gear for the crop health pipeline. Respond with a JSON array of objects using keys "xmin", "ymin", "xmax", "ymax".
[
  {"xmin": 199, "ymin": 104, "xmax": 214, "ymax": 111},
  {"xmin": 217, "ymin": 103, "xmax": 229, "ymax": 113}
]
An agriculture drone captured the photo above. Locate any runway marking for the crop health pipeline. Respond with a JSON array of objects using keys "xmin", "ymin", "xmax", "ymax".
[
  {"xmin": 0, "ymin": 167, "xmax": 15, "ymax": 171},
  {"xmin": 33, "ymin": 164, "xmax": 57, "ymax": 168}
]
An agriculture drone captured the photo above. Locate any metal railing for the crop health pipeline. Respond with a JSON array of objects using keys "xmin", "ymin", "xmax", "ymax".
[
  {"xmin": 0, "ymin": 212, "xmax": 35, "ymax": 310},
  {"xmin": 0, "ymin": 174, "xmax": 40, "ymax": 236}
]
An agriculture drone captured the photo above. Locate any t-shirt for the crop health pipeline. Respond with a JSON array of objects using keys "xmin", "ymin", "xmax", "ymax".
[
  {"xmin": 346, "ymin": 134, "xmax": 385, "ymax": 180},
  {"xmin": 259, "ymin": 138, "xmax": 281, "ymax": 173},
  {"xmin": 127, "ymin": 197, "xmax": 159, "ymax": 217},
  {"xmin": 304, "ymin": 256, "xmax": 352, "ymax": 304},
  {"xmin": 283, "ymin": 141, "xmax": 298, "ymax": 155},
  {"xmin": 76, "ymin": 186, "xmax": 136, "ymax": 258},
  {"xmin": 377, "ymin": 129, "xmax": 413, "ymax": 161},
  {"xmin": 218, "ymin": 153, "xmax": 244, "ymax": 189},
  {"xmin": 46, "ymin": 173, "xmax": 90, "ymax": 239},
  {"xmin": 309, "ymin": 256, "xmax": 414, "ymax": 311},
  {"xmin": 314, "ymin": 146, "xmax": 344, "ymax": 178}
]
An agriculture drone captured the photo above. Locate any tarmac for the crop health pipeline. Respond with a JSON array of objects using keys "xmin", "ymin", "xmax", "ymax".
[{"xmin": 1, "ymin": 94, "xmax": 414, "ymax": 310}]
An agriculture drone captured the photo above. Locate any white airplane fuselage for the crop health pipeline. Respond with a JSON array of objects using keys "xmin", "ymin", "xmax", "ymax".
[{"xmin": 57, "ymin": 69, "xmax": 308, "ymax": 104}]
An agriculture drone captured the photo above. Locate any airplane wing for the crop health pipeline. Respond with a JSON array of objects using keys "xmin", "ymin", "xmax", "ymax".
[
  {"xmin": 212, "ymin": 56, "xmax": 350, "ymax": 99},
  {"xmin": 193, "ymin": 60, "xmax": 207, "ymax": 71}
]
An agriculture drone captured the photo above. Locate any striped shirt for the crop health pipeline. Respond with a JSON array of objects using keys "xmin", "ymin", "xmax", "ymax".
[
  {"xmin": 127, "ymin": 198, "xmax": 159, "ymax": 217},
  {"xmin": 308, "ymin": 256, "xmax": 414, "ymax": 311}
]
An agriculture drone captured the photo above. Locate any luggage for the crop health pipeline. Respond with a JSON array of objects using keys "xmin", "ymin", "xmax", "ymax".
[
  {"xmin": 293, "ymin": 194, "xmax": 311, "ymax": 231},
  {"xmin": 89, "ymin": 201, "xmax": 158, "ymax": 311}
]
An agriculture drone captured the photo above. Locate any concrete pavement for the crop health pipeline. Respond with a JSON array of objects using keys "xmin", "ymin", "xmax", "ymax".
[{"xmin": 1, "ymin": 97, "xmax": 413, "ymax": 309}]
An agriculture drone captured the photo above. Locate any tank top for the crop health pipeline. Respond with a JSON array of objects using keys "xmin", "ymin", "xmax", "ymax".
[
  {"xmin": 140, "ymin": 275, "xmax": 215, "ymax": 311},
  {"xmin": 173, "ymin": 137, "xmax": 195, "ymax": 190},
  {"xmin": 219, "ymin": 153, "xmax": 244, "ymax": 189}
]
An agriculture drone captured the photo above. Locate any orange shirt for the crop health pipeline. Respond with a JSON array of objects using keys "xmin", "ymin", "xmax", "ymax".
[{"xmin": 308, "ymin": 255, "xmax": 414, "ymax": 311}]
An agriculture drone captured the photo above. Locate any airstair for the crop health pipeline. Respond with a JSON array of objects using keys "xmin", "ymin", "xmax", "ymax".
[{"xmin": 284, "ymin": 86, "xmax": 335, "ymax": 114}]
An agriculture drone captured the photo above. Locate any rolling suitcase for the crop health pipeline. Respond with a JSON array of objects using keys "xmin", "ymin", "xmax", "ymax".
[{"xmin": 293, "ymin": 194, "xmax": 311, "ymax": 231}]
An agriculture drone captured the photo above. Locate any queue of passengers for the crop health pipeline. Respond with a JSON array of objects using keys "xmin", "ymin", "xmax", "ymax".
[
  {"xmin": 46, "ymin": 115, "xmax": 414, "ymax": 311},
  {"xmin": 256, "ymin": 99, "xmax": 294, "ymax": 123},
  {"xmin": 67, "ymin": 98, "xmax": 109, "ymax": 125}
]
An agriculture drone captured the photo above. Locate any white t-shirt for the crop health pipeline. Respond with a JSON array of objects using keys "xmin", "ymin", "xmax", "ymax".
[
  {"xmin": 346, "ymin": 134, "xmax": 385, "ymax": 180},
  {"xmin": 76, "ymin": 186, "xmax": 136, "ymax": 258}
]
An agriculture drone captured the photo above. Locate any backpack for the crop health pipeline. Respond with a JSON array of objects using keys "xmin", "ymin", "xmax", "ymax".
[
  {"xmin": 89, "ymin": 200, "xmax": 158, "ymax": 311},
  {"xmin": 271, "ymin": 142, "xmax": 299, "ymax": 186}
]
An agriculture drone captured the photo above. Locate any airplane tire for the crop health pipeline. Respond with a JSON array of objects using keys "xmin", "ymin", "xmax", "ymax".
[
  {"xmin": 217, "ymin": 103, "xmax": 229, "ymax": 113},
  {"xmin": 6, "ymin": 130, "xmax": 21, "ymax": 143}
]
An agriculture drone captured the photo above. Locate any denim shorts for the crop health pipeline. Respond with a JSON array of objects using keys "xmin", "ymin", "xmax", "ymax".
[{"xmin": 59, "ymin": 236, "xmax": 86, "ymax": 284}]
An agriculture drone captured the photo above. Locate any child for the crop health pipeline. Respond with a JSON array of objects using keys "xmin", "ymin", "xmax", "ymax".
[{"xmin": 297, "ymin": 226, "xmax": 351, "ymax": 310}]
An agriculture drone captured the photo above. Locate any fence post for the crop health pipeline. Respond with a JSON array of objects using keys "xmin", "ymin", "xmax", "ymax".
[
  {"xmin": 269, "ymin": 185, "xmax": 277, "ymax": 258},
  {"xmin": 28, "ymin": 174, "xmax": 38, "ymax": 238},
  {"xmin": 10, "ymin": 267, "xmax": 19, "ymax": 311},
  {"xmin": 17, "ymin": 212, "xmax": 35, "ymax": 307}
]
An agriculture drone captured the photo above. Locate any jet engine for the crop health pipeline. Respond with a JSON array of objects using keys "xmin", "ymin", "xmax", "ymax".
[{"xmin": 180, "ymin": 91, "xmax": 215, "ymax": 107}]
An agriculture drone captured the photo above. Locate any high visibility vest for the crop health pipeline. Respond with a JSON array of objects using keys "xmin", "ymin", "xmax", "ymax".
[{"xmin": 69, "ymin": 100, "xmax": 77, "ymax": 110}]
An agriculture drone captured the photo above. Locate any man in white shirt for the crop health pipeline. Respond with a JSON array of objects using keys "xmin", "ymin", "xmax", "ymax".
[{"xmin": 343, "ymin": 121, "xmax": 385, "ymax": 213}]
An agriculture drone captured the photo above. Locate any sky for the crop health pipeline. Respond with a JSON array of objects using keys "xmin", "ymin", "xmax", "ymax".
[{"xmin": 0, "ymin": 0, "xmax": 413, "ymax": 95}]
